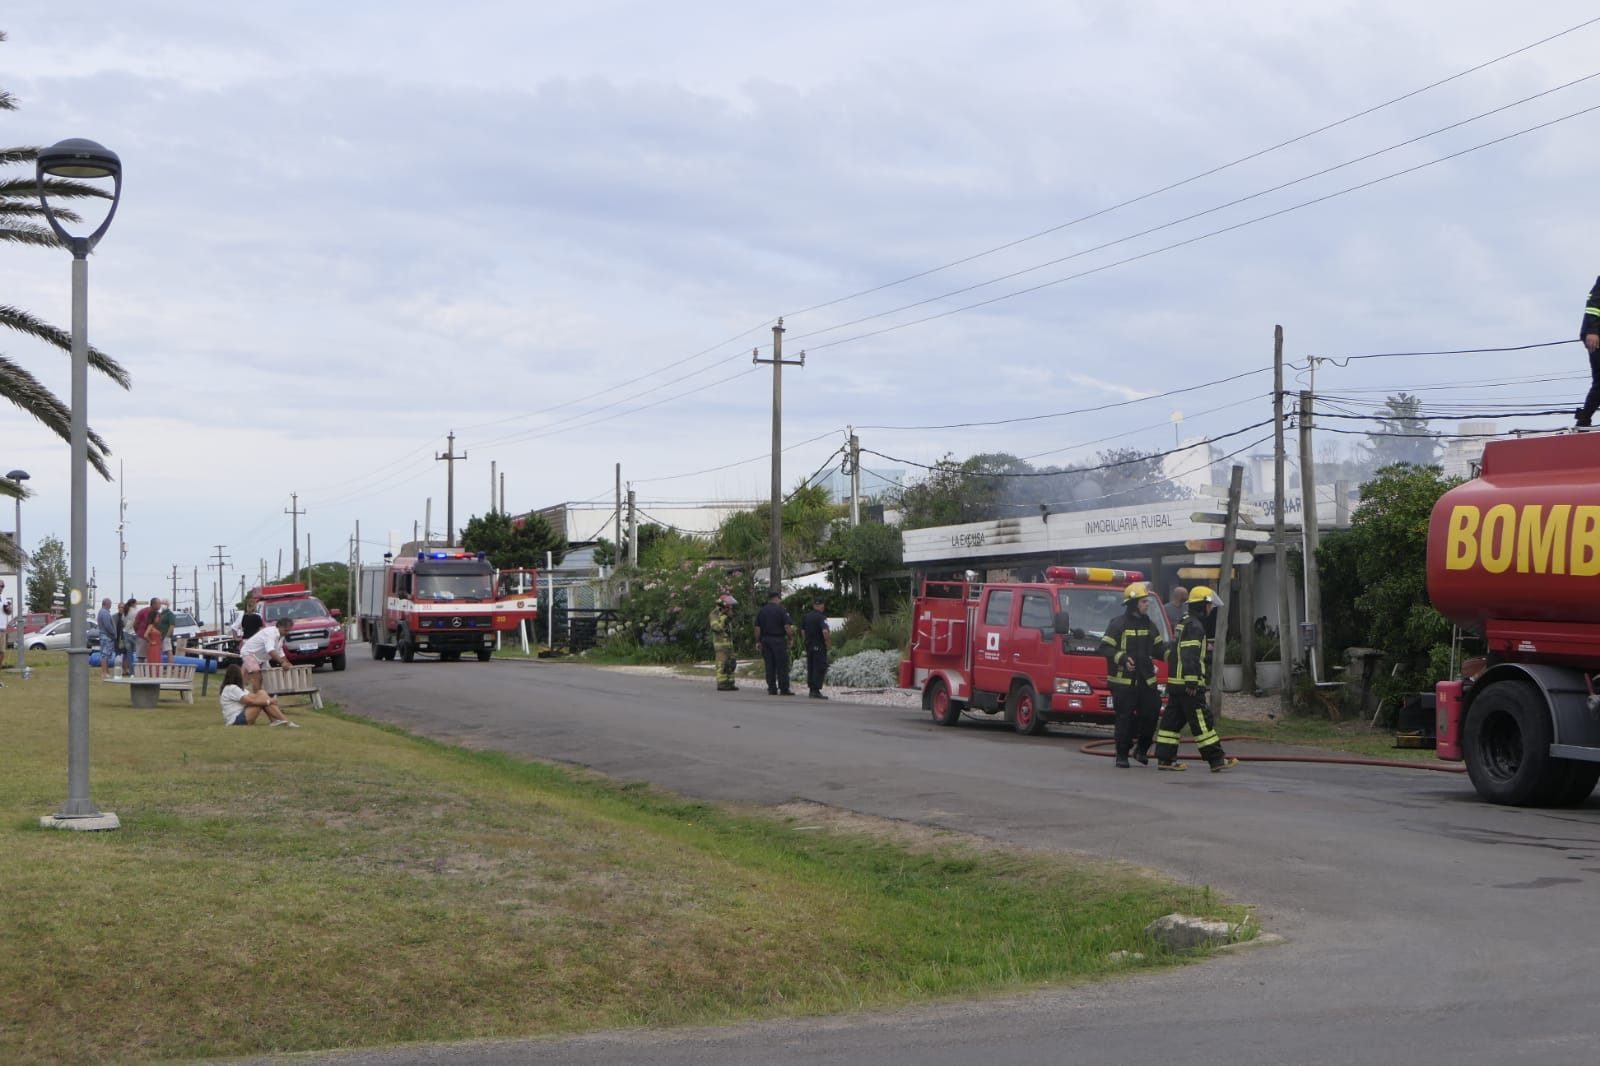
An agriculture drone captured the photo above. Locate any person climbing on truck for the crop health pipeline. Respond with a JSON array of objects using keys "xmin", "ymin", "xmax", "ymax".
[
  {"xmin": 1101, "ymin": 581, "xmax": 1166, "ymax": 768},
  {"xmin": 1576, "ymin": 274, "xmax": 1600, "ymax": 428},
  {"xmin": 1153, "ymin": 586, "xmax": 1239, "ymax": 773}
]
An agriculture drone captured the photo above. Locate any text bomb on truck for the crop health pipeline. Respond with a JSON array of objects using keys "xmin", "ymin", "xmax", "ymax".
[
  {"xmin": 358, "ymin": 549, "xmax": 539, "ymax": 663},
  {"xmin": 1428, "ymin": 432, "xmax": 1600, "ymax": 807},
  {"xmin": 899, "ymin": 565, "xmax": 1171, "ymax": 734}
]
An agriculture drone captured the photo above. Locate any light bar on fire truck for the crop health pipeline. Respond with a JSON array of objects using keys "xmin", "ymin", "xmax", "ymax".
[
  {"xmin": 418, "ymin": 551, "xmax": 488, "ymax": 560},
  {"xmin": 1044, "ymin": 565, "xmax": 1143, "ymax": 585}
]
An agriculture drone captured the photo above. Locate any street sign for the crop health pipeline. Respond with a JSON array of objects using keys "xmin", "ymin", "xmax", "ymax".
[
  {"xmin": 1193, "ymin": 525, "xmax": 1270, "ymax": 544},
  {"xmin": 1193, "ymin": 552, "xmax": 1256, "ymax": 566},
  {"xmin": 1189, "ymin": 510, "xmax": 1262, "ymax": 529},
  {"xmin": 1185, "ymin": 539, "xmax": 1225, "ymax": 552},
  {"xmin": 1178, "ymin": 566, "xmax": 1221, "ymax": 581}
]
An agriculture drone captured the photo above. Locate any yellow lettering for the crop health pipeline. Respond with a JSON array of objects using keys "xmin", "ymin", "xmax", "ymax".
[
  {"xmin": 1445, "ymin": 506, "xmax": 1479, "ymax": 570},
  {"xmin": 1480, "ymin": 504, "xmax": 1516, "ymax": 574},
  {"xmin": 1516, "ymin": 504, "xmax": 1570, "ymax": 574},
  {"xmin": 1573, "ymin": 506, "xmax": 1600, "ymax": 577}
]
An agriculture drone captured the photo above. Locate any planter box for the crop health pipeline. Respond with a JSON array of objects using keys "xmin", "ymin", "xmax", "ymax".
[{"xmin": 1222, "ymin": 661, "xmax": 1283, "ymax": 693}]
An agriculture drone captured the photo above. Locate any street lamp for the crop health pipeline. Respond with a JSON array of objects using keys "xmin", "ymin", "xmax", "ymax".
[
  {"xmin": 7, "ymin": 469, "xmax": 30, "ymax": 681},
  {"xmin": 37, "ymin": 137, "xmax": 122, "ymax": 832}
]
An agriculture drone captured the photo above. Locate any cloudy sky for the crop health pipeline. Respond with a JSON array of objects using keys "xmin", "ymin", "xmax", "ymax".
[{"xmin": 3, "ymin": 1, "xmax": 1598, "ymax": 613}]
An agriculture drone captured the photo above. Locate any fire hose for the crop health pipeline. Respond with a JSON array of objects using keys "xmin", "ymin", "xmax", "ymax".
[{"xmin": 1077, "ymin": 736, "xmax": 1466, "ymax": 773}]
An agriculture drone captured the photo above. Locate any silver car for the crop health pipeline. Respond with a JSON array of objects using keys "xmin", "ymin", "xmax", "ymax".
[{"xmin": 27, "ymin": 617, "xmax": 103, "ymax": 651}]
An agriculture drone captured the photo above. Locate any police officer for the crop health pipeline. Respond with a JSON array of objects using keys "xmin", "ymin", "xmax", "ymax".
[
  {"xmin": 710, "ymin": 594, "xmax": 738, "ymax": 691},
  {"xmin": 752, "ymin": 589, "xmax": 795, "ymax": 696},
  {"xmin": 1101, "ymin": 581, "xmax": 1166, "ymax": 768},
  {"xmin": 1578, "ymin": 275, "xmax": 1600, "ymax": 428},
  {"xmin": 1153, "ymin": 586, "xmax": 1239, "ymax": 772},
  {"xmin": 801, "ymin": 596, "xmax": 831, "ymax": 699}
]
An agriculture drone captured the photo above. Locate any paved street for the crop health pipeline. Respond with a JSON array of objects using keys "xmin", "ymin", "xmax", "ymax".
[{"xmin": 256, "ymin": 654, "xmax": 1600, "ymax": 1066}]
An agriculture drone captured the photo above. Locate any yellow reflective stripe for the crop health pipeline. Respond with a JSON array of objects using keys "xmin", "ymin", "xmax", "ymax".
[
  {"xmin": 1588, "ymin": 305, "xmax": 1600, "ymax": 316},
  {"xmin": 1156, "ymin": 729, "xmax": 1182, "ymax": 744},
  {"xmin": 1194, "ymin": 728, "xmax": 1219, "ymax": 747},
  {"xmin": 1107, "ymin": 676, "xmax": 1132, "ymax": 686}
]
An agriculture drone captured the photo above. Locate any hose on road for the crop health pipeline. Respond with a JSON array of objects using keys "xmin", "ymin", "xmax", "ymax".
[{"xmin": 1077, "ymin": 736, "xmax": 1467, "ymax": 773}]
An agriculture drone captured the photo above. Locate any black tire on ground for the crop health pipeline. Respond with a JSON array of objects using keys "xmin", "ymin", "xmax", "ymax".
[
  {"xmin": 477, "ymin": 649, "xmax": 492, "ymax": 662},
  {"xmin": 1548, "ymin": 760, "xmax": 1600, "ymax": 807},
  {"xmin": 331, "ymin": 653, "xmax": 346, "ymax": 672},
  {"xmin": 1010, "ymin": 682, "xmax": 1046, "ymax": 736},
  {"xmin": 369, "ymin": 639, "xmax": 383, "ymax": 661},
  {"xmin": 398, "ymin": 631, "xmax": 415, "ymax": 664},
  {"xmin": 1463, "ymin": 680, "xmax": 1563, "ymax": 807},
  {"xmin": 382, "ymin": 644, "xmax": 396, "ymax": 662},
  {"xmin": 926, "ymin": 676, "xmax": 961, "ymax": 726}
]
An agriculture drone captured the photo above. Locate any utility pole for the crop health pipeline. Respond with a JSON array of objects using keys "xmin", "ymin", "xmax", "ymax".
[
  {"xmin": 191, "ymin": 566, "xmax": 198, "ymax": 617},
  {"xmin": 305, "ymin": 534, "xmax": 312, "ymax": 588},
  {"xmin": 499, "ymin": 471, "xmax": 505, "ymax": 514},
  {"xmin": 285, "ymin": 494, "xmax": 305, "ymax": 580},
  {"xmin": 170, "ymin": 564, "xmax": 178, "ymax": 608},
  {"xmin": 208, "ymin": 545, "xmax": 230, "ymax": 642},
  {"xmin": 1272, "ymin": 325, "xmax": 1294, "ymax": 715},
  {"xmin": 752, "ymin": 318, "xmax": 805, "ymax": 591},
  {"xmin": 490, "ymin": 460, "xmax": 497, "ymax": 513},
  {"xmin": 117, "ymin": 461, "xmax": 126, "ymax": 605},
  {"xmin": 1210, "ymin": 464, "xmax": 1245, "ymax": 723},
  {"xmin": 627, "ymin": 488, "xmax": 638, "ymax": 567},
  {"xmin": 848, "ymin": 428, "xmax": 861, "ymax": 527},
  {"xmin": 435, "ymin": 431, "xmax": 467, "ymax": 547},
  {"xmin": 614, "ymin": 463, "xmax": 622, "ymax": 562},
  {"xmin": 1299, "ymin": 390, "xmax": 1323, "ymax": 683}
]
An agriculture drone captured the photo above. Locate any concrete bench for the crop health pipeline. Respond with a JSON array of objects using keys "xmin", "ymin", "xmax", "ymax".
[
  {"xmin": 261, "ymin": 665, "xmax": 323, "ymax": 710},
  {"xmin": 103, "ymin": 662, "xmax": 197, "ymax": 706}
]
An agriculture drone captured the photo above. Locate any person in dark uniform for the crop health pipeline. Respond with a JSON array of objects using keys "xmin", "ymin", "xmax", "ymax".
[
  {"xmin": 1578, "ymin": 275, "xmax": 1600, "ymax": 428},
  {"xmin": 1100, "ymin": 581, "xmax": 1166, "ymax": 768},
  {"xmin": 752, "ymin": 589, "xmax": 794, "ymax": 696},
  {"xmin": 1153, "ymin": 586, "xmax": 1239, "ymax": 772},
  {"xmin": 801, "ymin": 596, "xmax": 832, "ymax": 699}
]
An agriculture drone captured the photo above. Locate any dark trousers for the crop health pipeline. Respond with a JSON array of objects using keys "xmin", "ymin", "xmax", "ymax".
[
  {"xmin": 1112, "ymin": 683, "xmax": 1160, "ymax": 759},
  {"xmin": 1582, "ymin": 346, "xmax": 1600, "ymax": 422},
  {"xmin": 760, "ymin": 637, "xmax": 791, "ymax": 693},
  {"xmin": 806, "ymin": 645, "xmax": 828, "ymax": 693},
  {"xmin": 1153, "ymin": 687, "xmax": 1226, "ymax": 767}
]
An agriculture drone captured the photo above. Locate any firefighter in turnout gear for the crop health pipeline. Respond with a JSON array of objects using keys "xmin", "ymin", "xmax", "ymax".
[
  {"xmin": 710, "ymin": 595, "xmax": 739, "ymax": 691},
  {"xmin": 1578, "ymin": 275, "xmax": 1600, "ymax": 428},
  {"xmin": 1153, "ymin": 586, "xmax": 1239, "ymax": 772},
  {"xmin": 1101, "ymin": 581, "xmax": 1167, "ymax": 768}
]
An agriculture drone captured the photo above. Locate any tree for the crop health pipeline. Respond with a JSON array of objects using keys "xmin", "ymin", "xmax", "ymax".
[
  {"xmin": 710, "ymin": 480, "xmax": 845, "ymax": 580},
  {"xmin": 893, "ymin": 453, "xmax": 1027, "ymax": 529},
  {"xmin": 829, "ymin": 520, "xmax": 904, "ymax": 618},
  {"xmin": 892, "ymin": 448, "xmax": 1186, "ymax": 528},
  {"xmin": 1316, "ymin": 463, "xmax": 1462, "ymax": 715},
  {"xmin": 460, "ymin": 510, "xmax": 567, "ymax": 569},
  {"xmin": 25, "ymin": 533, "xmax": 67, "ymax": 614},
  {"xmin": 1, "ymin": 44, "xmax": 133, "ymax": 494},
  {"xmin": 1359, "ymin": 393, "xmax": 1441, "ymax": 473},
  {"xmin": 302, "ymin": 561, "xmax": 350, "ymax": 619}
]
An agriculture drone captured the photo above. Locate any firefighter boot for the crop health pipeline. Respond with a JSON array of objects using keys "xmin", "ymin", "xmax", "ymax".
[
  {"xmin": 1114, "ymin": 756, "xmax": 1130, "ymax": 769},
  {"xmin": 1156, "ymin": 760, "xmax": 1188, "ymax": 772},
  {"xmin": 1211, "ymin": 756, "xmax": 1240, "ymax": 773}
]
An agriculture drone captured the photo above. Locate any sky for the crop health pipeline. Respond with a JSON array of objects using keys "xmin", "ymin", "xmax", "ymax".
[{"xmin": 3, "ymin": 1, "xmax": 1599, "ymax": 616}]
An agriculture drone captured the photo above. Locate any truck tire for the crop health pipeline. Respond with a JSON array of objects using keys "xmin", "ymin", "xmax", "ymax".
[
  {"xmin": 926, "ymin": 677, "xmax": 961, "ymax": 727},
  {"xmin": 398, "ymin": 631, "xmax": 415, "ymax": 663},
  {"xmin": 1464, "ymin": 680, "xmax": 1563, "ymax": 806},
  {"xmin": 331, "ymin": 653, "xmax": 346, "ymax": 672},
  {"xmin": 369, "ymin": 638, "xmax": 383, "ymax": 661},
  {"xmin": 476, "ymin": 649, "xmax": 492, "ymax": 662},
  {"xmin": 1009, "ymin": 682, "xmax": 1046, "ymax": 736},
  {"xmin": 1548, "ymin": 761, "xmax": 1600, "ymax": 807}
]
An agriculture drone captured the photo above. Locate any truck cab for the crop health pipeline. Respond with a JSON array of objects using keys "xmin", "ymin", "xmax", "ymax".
[
  {"xmin": 255, "ymin": 583, "xmax": 347, "ymax": 672},
  {"xmin": 904, "ymin": 566, "xmax": 1171, "ymax": 733}
]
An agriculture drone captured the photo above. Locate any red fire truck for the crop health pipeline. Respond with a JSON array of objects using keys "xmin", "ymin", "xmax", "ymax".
[
  {"xmin": 1429, "ymin": 433, "xmax": 1600, "ymax": 806},
  {"xmin": 357, "ymin": 549, "xmax": 539, "ymax": 663},
  {"xmin": 899, "ymin": 565, "xmax": 1171, "ymax": 733}
]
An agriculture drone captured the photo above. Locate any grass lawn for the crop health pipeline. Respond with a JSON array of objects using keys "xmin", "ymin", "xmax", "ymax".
[
  {"xmin": 3, "ymin": 652, "xmax": 1251, "ymax": 1066},
  {"xmin": 1218, "ymin": 712, "xmax": 1439, "ymax": 761}
]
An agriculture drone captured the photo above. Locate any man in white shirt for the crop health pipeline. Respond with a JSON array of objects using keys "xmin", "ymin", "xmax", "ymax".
[
  {"xmin": 239, "ymin": 617, "xmax": 292, "ymax": 693},
  {"xmin": 0, "ymin": 579, "xmax": 11, "ymax": 681}
]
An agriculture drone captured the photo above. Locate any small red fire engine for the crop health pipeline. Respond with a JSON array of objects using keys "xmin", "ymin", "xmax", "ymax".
[{"xmin": 899, "ymin": 566, "xmax": 1172, "ymax": 733}]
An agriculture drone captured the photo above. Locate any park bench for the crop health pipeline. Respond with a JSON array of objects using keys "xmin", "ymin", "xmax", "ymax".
[
  {"xmin": 103, "ymin": 662, "xmax": 197, "ymax": 708},
  {"xmin": 260, "ymin": 664, "xmax": 323, "ymax": 710}
]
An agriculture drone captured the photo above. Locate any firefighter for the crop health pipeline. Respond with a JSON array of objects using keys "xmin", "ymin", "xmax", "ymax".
[
  {"xmin": 1154, "ymin": 586, "xmax": 1239, "ymax": 772},
  {"xmin": 1101, "ymin": 580, "xmax": 1166, "ymax": 768},
  {"xmin": 710, "ymin": 594, "xmax": 739, "ymax": 691},
  {"xmin": 1578, "ymin": 275, "xmax": 1600, "ymax": 428}
]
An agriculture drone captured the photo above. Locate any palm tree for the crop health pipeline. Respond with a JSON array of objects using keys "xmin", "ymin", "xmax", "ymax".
[{"xmin": 2, "ymin": 32, "xmax": 132, "ymax": 566}]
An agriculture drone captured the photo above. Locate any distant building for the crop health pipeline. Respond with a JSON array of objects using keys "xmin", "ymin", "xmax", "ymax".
[
  {"xmin": 530, "ymin": 500, "xmax": 763, "ymax": 545},
  {"xmin": 1439, "ymin": 421, "xmax": 1497, "ymax": 481}
]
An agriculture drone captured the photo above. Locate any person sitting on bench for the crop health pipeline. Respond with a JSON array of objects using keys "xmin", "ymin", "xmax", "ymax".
[{"xmin": 218, "ymin": 664, "xmax": 297, "ymax": 727}]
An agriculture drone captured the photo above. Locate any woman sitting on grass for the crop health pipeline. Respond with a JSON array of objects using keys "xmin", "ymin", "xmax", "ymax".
[{"xmin": 218, "ymin": 664, "xmax": 298, "ymax": 727}]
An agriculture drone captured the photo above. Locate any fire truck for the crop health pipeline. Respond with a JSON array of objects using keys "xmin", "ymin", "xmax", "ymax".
[
  {"xmin": 1428, "ymin": 433, "xmax": 1600, "ymax": 806},
  {"xmin": 253, "ymin": 583, "xmax": 348, "ymax": 671},
  {"xmin": 899, "ymin": 565, "xmax": 1171, "ymax": 733},
  {"xmin": 357, "ymin": 549, "xmax": 539, "ymax": 663}
]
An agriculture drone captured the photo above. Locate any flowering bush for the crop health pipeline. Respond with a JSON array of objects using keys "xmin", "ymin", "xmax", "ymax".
[
  {"xmin": 612, "ymin": 562, "xmax": 740, "ymax": 659},
  {"xmin": 790, "ymin": 648, "xmax": 901, "ymax": 689}
]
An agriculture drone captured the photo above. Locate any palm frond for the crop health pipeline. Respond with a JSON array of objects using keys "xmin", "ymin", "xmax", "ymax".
[
  {"xmin": 0, "ymin": 352, "xmax": 114, "ymax": 479},
  {"xmin": 0, "ymin": 305, "xmax": 132, "ymax": 389}
]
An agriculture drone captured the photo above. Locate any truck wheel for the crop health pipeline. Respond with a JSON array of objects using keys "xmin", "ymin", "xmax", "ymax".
[
  {"xmin": 1009, "ymin": 682, "xmax": 1046, "ymax": 736},
  {"xmin": 926, "ymin": 677, "xmax": 961, "ymax": 727},
  {"xmin": 1548, "ymin": 761, "xmax": 1600, "ymax": 807},
  {"xmin": 476, "ymin": 649, "xmax": 492, "ymax": 662},
  {"xmin": 331, "ymin": 653, "xmax": 346, "ymax": 672},
  {"xmin": 1464, "ymin": 680, "xmax": 1561, "ymax": 806},
  {"xmin": 369, "ymin": 639, "xmax": 383, "ymax": 661},
  {"xmin": 398, "ymin": 632, "xmax": 415, "ymax": 663}
]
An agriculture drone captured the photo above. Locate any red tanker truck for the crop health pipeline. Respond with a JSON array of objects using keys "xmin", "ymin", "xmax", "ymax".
[{"xmin": 1427, "ymin": 432, "xmax": 1600, "ymax": 806}]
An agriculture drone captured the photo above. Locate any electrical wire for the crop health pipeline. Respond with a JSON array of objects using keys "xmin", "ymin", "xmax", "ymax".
[{"xmin": 631, "ymin": 428, "xmax": 846, "ymax": 484}]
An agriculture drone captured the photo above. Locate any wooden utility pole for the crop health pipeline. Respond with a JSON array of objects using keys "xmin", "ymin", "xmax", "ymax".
[
  {"xmin": 285, "ymin": 494, "xmax": 305, "ymax": 579},
  {"xmin": 1272, "ymin": 326, "xmax": 1294, "ymax": 714},
  {"xmin": 627, "ymin": 488, "xmax": 638, "ymax": 567},
  {"xmin": 1210, "ymin": 465, "xmax": 1244, "ymax": 722},
  {"xmin": 1299, "ymin": 390, "xmax": 1323, "ymax": 683},
  {"xmin": 752, "ymin": 319, "xmax": 805, "ymax": 591},
  {"xmin": 435, "ymin": 432, "xmax": 467, "ymax": 547},
  {"xmin": 615, "ymin": 463, "xmax": 623, "ymax": 563}
]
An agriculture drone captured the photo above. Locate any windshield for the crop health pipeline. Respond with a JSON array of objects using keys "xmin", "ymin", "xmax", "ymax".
[
  {"xmin": 261, "ymin": 597, "xmax": 332, "ymax": 622},
  {"xmin": 415, "ymin": 573, "xmax": 494, "ymax": 602},
  {"xmin": 1056, "ymin": 588, "xmax": 1172, "ymax": 643}
]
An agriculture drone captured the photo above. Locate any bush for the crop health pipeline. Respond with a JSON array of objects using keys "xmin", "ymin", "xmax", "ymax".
[{"xmin": 824, "ymin": 649, "xmax": 902, "ymax": 688}]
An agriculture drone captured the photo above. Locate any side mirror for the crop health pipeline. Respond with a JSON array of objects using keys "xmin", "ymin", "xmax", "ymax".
[{"xmin": 1052, "ymin": 610, "xmax": 1071, "ymax": 635}]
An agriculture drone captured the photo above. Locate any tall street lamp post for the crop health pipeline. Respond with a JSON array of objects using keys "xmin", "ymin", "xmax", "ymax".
[
  {"xmin": 7, "ymin": 469, "xmax": 30, "ymax": 680},
  {"xmin": 37, "ymin": 137, "xmax": 122, "ymax": 832}
]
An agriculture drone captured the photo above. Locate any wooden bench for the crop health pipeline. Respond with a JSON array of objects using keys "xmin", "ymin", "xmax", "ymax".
[
  {"xmin": 103, "ymin": 662, "xmax": 197, "ymax": 707},
  {"xmin": 260, "ymin": 665, "xmax": 323, "ymax": 710}
]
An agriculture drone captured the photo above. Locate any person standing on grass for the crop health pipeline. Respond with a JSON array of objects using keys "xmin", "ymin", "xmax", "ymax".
[
  {"xmin": 120, "ymin": 597, "xmax": 140, "ymax": 674},
  {"xmin": 96, "ymin": 597, "xmax": 117, "ymax": 679},
  {"xmin": 142, "ymin": 597, "xmax": 166, "ymax": 664},
  {"xmin": 217, "ymin": 664, "xmax": 297, "ymax": 726},
  {"xmin": 0, "ymin": 578, "xmax": 11, "ymax": 679},
  {"xmin": 240, "ymin": 618, "xmax": 293, "ymax": 694}
]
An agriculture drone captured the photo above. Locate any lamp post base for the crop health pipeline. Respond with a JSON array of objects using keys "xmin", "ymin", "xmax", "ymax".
[{"xmin": 40, "ymin": 812, "xmax": 121, "ymax": 832}]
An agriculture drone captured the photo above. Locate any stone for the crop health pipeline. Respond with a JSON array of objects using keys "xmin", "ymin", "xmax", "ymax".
[{"xmin": 1144, "ymin": 912, "xmax": 1239, "ymax": 952}]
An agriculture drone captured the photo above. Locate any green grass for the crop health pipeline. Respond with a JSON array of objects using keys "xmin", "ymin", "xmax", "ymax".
[
  {"xmin": 1218, "ymin": 712, "xmax": 1435, "ymax": 760},
  {"xmin": 3, "ymin": 652, "xmax": 1250, "ymax": 1065}
]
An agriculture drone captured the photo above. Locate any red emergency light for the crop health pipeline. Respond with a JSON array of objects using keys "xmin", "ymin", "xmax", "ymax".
[{"xmin": 1045, "ymin": 566, "xmax": 1143, "ymax": 585}]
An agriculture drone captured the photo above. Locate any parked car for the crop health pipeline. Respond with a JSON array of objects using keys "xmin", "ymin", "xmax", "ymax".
[
  {"xmin": 167, "ymin": 610, "xmax": 202, "ymax": 655},
  {"xmin": 27, "ymin": 617, "xmax": 102, "ymax": 652},
  {"xmin": 19, "ymin": 612, "xmax": 58, "ymax": 635}
]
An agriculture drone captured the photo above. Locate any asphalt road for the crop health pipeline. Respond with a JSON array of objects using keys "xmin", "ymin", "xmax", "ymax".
[{"xmin": 249, "ymin": 654, "xmax": 1600, "ymax": 1066}]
